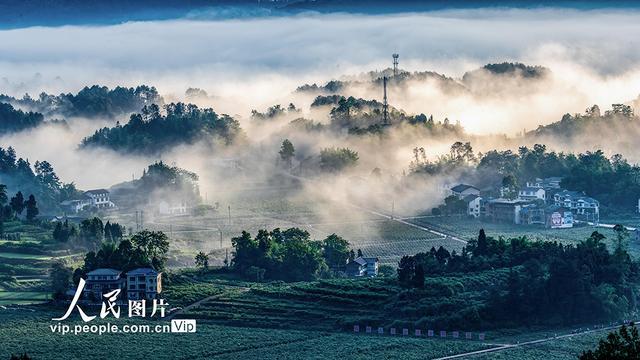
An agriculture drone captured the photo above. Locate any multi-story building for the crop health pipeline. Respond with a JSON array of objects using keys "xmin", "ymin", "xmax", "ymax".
[
  {"xmin": 345, "ymin": 257, "xmax": 379, "ymax": 277},
  {"xmin": 126, "ymin": 268, "xmax": 162, "ymax": 300},
  {"xmin": 83, "ymin": 268, "xmax": 125, "ymax": 301},
  {"xmin": 84, "ymin": 189, "xmax": 115, "ymax": 209},
  {"xmin": 518, "ymin": 187, "xmax": 546, "ymax": 201}
]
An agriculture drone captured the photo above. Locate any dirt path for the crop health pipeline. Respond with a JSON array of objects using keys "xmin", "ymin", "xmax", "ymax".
[{"xmin": 432, "ymin": 323, "xmax": 628, "ymax": 359}]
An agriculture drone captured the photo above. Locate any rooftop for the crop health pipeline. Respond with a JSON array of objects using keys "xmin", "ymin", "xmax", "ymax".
[
  {"xmin": 451, "ymin": 184, "xmax": 479, "ymax": 193},
  {"xmin": 126, "ymin": 268, "xmax": 159, "ymax": 276},
  {"xmin": 87, "ymin": 268, "xmax": 121, "ymax": 276},
  {"xmin": 84, "ymin": 189, "xmax": 109, "ymax": 195}
]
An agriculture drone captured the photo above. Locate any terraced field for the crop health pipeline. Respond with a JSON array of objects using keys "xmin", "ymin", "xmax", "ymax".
[
  {"xmin": 0, "ymin": 220, "xmax": 85, "ymax": 306},
  {"xmin": 0, "ymin": 306, "xmax": 492, "ymax": 360}
]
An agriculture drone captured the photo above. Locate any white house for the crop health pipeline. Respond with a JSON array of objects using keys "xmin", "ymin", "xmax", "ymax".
[
  {"xmin": 61, "ymin": 189, "xmax": 115, "ymax": 213},
  {"xmin": 464, "ymin": 194, "xmax": 482, "ymax": 218},
  {"xmin": 450, "ymin": 184, "xmax": 480, "ymax": 199},
  {"xmin": 84, "ymin": 189, "xmax": 115, "ymax": 209},
  {"xmin": 157, "ymin": 200, "xmax": 189, "ymax": 216},
  {"xmin": 346, "ymin": 257, "xmax": 379, "ymax": 277},
  {"xmin": 126, "ymin": 268, "xmax": 162, "ymax": 300},
  {"xmin": 518, "ymin": 187, "xmax": 546, "ymax": 201}
]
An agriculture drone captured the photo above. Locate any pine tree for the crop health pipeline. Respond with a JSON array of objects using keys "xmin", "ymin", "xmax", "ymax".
[{"xmin": 25, "ymin": 194, "xmax": 38, "ymax": 221}]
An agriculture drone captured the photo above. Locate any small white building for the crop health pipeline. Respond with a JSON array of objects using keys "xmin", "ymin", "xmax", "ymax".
[
  {"xmin": 84, "ymin": 189, "xmax": 115, "ymax": 209},
  {"xmin": 518, "ymin": 187, "xmax": 546, "ymax": 201},
  {"xmin": 346, "ymin": 257, "xmax": 379, "ymax": 277},
  {"xmin": 464, "ymin": 195, "xmax": 482, "ymax": 218},
  {"xmin": 157, "ymin": 200, "xmax": 189, "ymax": 216}
]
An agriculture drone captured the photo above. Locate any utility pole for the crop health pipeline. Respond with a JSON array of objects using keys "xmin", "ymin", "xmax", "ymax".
[
  {"xmin": 382, "ymin": 76, "xmax": 389, "ymax": 125},
  {"xmin": 228, "ymin": 205, "xmax": 231, "ymax": 225},
  {"xmin": 392, "ymin": 53, "xmax": 399, "ymax": 77}
]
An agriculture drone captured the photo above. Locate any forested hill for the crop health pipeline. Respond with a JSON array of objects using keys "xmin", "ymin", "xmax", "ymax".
[
  {"xmin": 0, "ymin": 146, "xmax": 80, "ymax": 213},
  {"xmin": 0, "ymin": 102, "xmax": 45, "ymax": 134},
  {"xmin": 297, "ymin": 63, "xmax": 547, "ymax": 98},
  {"xmin": 526, "ymin": 103, "xmax": 639, "ymax": 149},
  {"xmin": 0, "ymin": 85, "xmax": 162, "ymax": 119},
  {"xmin": 80, "ymin": 102, "xmax": 244, "ymax": 155}
]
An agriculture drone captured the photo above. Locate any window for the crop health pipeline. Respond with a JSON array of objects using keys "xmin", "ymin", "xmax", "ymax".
[
  {"xmin": 129, "ymin": 277, "xmax": 135, "ymax": 282},
  {"xmin": 129, "ymin": 285, "xmax": 135, "ymax": 289}
]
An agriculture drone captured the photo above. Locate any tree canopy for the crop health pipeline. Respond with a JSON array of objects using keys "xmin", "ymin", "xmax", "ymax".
[{"xmin": 80, "ymin": 102, "xmax": 243, "ymax": 154}]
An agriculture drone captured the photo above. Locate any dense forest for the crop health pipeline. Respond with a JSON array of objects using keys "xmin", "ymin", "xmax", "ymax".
[
  {"xmin": 398, "ymin": 228, "xmax": 638, "ymax": 327},
  {"xmin": 80, "ymin": 102, "xmax": 243, "ymax": 154},
  {"xmin": 0, "ymin": 85, "xmax": 161, "ymax": 119},
  {"xmin": 0, "ymin": 146, "xmax": 79, "ymax": 212},
  {"xmin": 0, "ymin": 102, "xmax": 45, "ymax": 134},
  {"xmin": 527, "ymin": 103, "xmax": 637, "ymax": 140}
]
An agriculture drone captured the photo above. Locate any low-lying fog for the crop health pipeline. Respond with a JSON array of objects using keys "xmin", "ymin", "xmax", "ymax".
[{"xmin": 0, "ymin": 7, "xmax": 639, "ymax": 215}]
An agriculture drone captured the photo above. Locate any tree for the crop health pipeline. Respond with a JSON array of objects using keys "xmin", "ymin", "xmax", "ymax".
[
  {"xmin": 580, "ymin": 323, "xmax": 640, "ymax": 360},
  {"xmin": 195, "ymin": 251, "xmax": 209, "ymax": 270},
  {"xmin": 50, "ymin": 262, "xmax": 72, "ymax": 299},
  {"xmin": 25, "ymin": 194, "xmax": 38, "ymax": 221},
  {"xmin": 130, "ymin": 230, "xmax": 170, "ymax": 271},
  {"xmin": 501, "ymin": 175, "xmax": 518, "ymax": 200},
  {"xmin": 53, "ymin": 220, "xmax": 77, "ymax": 243},
  {"xmin": 319, "ymin": 147, "xmax": 359, "ymax": 172},
  {"xmin": 279, "ymin": 139, "xmax": 295, "ymax": 168},
  {"xmin": 397, "ymin": 255, "xmax": 416, "ymax": 287},
  {"xmin": 9, "ymin": 191, "xmax": 24, "ymax": 215},
  {"xmin": 412, "ymin": 264, "xmax": 425, "ymax": 288},
  {"xmin": 475, "ymin": 229, "xmax": 488, "ymax": 256},
  {"xmin": 323, "ymin": 234, "xmax": 350, "ymax": 271},
  {"xmin": 0, "ymin": 184, "xmax": 7, "ymax": 206}
]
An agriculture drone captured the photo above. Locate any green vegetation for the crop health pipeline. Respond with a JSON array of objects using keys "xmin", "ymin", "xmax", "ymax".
[
  {"xmin": 319, "ymin": 147, "xmax": 359, "ymax": 172},
  {"xmin": 0, "ymin": 307, "xmax": 491, "ymax": 360},
  {"xmin": 0, "ymin": 102, "xmax": 44, "ymax": 134},
  {"xmin": 231, "ymin": 227, "xmax": 350, "ymax": 281},
  {"xmin": 580, "ymin": 323, "xmax": 640, "ymax": 360},
  {"xmin": 398, "ymin": 228, "xmax": 638, "ymax": 328},
  {"xmin": 0, "ymin": 85, "xmax": 161, "ymax": 119},
  {"xmin": 80, "ymin": 103, "xmax": 243, "ymax": 154},
  {"xmin": 0, "ymin": 147, "xmax": 79, "ymax": 212}
]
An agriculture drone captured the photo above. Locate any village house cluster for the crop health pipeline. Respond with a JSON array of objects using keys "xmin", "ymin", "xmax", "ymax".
[{"xmin": 448, "ymin": 177, "xmax": 600, "ymax": 228}]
